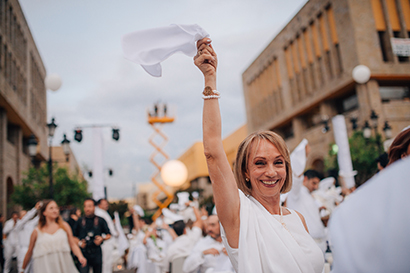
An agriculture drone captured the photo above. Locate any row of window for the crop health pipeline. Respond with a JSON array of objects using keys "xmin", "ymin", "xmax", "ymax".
[
  {"xmin": 0, "ymin": 36, "xmax": 27, "ymax": 104},
  {"xmin": 284, "ymin": 5, "xmax": 342, "ymax": 106},
  {"xmin": 247, "ymin": 58, "xmax": 283, "ymax": 129},
  {"xmin": 273, "ymin": 83, "xmax": 410, "ymax": 141},
  {"xmin": 0, "ymin": 0, "xmax": 27, "ymax": 68},
  {"xmin": 0, "ymin": 0, "xmax": 46, "ymax": 127},
  {"xmin": 372, "ymin": 0, "xmax": 410, "ymax": 62}
]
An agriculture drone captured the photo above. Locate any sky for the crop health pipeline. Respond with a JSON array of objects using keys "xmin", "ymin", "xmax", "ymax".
[{"xmin": 19, "ymin": 0, "xmax": 307, "ymax": 199}]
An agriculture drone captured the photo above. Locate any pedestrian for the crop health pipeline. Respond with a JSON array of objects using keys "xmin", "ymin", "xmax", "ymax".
[
  {"xmin": 183, "ymin": 214, "xmax": 234, "ymax": 273},
  {"xmin": 73, "ymin": 198, "xmax": 111, "ymax": 273},
  {"xmin": 195, "ymin": 37, "xmax": 324, "ymax": 273},
  {"xmin": 286, "ymin": 169, "xmax": 327, "ymax": 252},
  {"xmin": 95, "ymin": 198, "xmax": 118, "ymax": 273},
  {"xmin": 21, "ymin": 200, "xmax": 86, "ymax": 273},
  {"xmin": 16, "ymin": 202, "xmax": 42, "ymax": 273},
  {"xmin": 3, "ymin": 211, "xmax": 19, "ymax": 273},
  {"xmin": 67, "ymin": 207, "xmax": 81, "ymax": 232}
]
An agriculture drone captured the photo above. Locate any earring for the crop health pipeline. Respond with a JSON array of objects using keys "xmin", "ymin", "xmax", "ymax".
[{"xmin": 245, "ymin": 178, "xmax": 249, "ymax": 182}]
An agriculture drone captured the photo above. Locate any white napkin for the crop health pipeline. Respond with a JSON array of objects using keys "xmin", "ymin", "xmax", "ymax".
[{"xmin": 122, "ymin": 24, "xmax": 209, "ymax": 77}]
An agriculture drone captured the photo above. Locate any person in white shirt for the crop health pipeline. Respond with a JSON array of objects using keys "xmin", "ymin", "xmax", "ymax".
[
  {"xmin": 95, "ymin": 199, "xmax": 118, "ymax": 273},
  {"xmin": 163, "ymin": 202, "xmax": 203, "ymax": 272},
  {"xmin": 3, "ymin": 211, "xmax": 19, "ymax": 273},
  {"xmin": 286, "ymin": 169, "xmax": 327, "ymax": 252},
  {"xmin": 183, "ymin": 215, "xmax": 234, "ymax": 273},
  {"xmin": 143, "ymin": 223, "xmax": 169, "ymax": 273},
  {"xmin": 16, "ymin": 202, "xmax": 42, "ymax": 273}
]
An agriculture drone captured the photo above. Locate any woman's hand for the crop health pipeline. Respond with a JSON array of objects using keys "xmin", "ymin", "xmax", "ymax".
[{"xmin": 194, "ymin": 38, "xmax": 217, "ymax": 78}]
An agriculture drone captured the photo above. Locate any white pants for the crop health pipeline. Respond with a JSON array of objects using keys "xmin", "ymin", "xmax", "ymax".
[
  {"xmin": 101, "ymin": 238, "xmax": 115, "ymax": 273},
  {"xmin": 4, "ymin": 240, "xmax": 19, "ymax": 273}
]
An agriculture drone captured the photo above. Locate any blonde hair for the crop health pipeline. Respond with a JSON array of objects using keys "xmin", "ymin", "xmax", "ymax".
[{"xmin": 234, "ymin": 131, "xmax": 292, "ymax": 196}]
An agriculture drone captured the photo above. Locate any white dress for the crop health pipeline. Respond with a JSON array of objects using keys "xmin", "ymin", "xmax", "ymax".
[
  {"xmin": 32, "ymin": 228, "xmax": 79, "ymax": 273},
  {"xmin": 221, "ymin": 190, "xmax": 324, "ymax": 273}
]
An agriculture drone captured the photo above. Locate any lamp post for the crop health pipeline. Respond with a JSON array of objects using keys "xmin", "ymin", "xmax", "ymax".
[
  {"xmin": 382, "ymin": 121, "xmax": 392, "ymax": 139},
  {"xmin": 61, "ymin": 134, "xmax": 70, "ymax": 162},
  {"xmin": 47, "ymin": 118, "xmax": 58, "ymax": 199},
  {"xmin": 28, "ymin": 134, "xmax": 38, "ymax": 164}
]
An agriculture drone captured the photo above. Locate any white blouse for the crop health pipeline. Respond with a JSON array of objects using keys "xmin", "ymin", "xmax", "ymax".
[{"xmin": 221, "ymin": 190, "xmax": 324, "ymax": 273}]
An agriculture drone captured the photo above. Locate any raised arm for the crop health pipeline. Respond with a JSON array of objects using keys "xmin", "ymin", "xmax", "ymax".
[{"xmin": 194, "ymin": 38, "xmax": 240, "ymax": 248}]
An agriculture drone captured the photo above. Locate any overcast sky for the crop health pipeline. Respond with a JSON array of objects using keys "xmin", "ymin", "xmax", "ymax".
[{"xmin": 19, "ymin": 0, "xmax": 307, "ymax": 199}]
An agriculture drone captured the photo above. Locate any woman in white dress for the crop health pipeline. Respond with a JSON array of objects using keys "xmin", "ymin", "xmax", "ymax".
[
  {"xmin": 21, "ymin": 200, "xmax": 87, "ymax": 273},
  {"xmin": 194, "ymin": 38, "xmax": 324, "ymax": 273}
]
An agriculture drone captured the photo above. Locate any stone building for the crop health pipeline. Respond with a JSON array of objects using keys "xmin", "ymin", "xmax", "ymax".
[
  {"xmin": 242, "ymin": 0, "xmax": 410, "ymax": 174},
  {"xmin": 0, "ymin": 0, "xmax": 48, "ymax": 217}
]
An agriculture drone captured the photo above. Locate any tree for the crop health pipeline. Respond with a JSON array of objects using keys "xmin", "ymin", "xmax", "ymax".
[
  {"xmin": 324, "ymin": 131, "xmax": 381, "ymax": 188},
  {"xmin": 108, "ymin": 200, "xmax": 129, "ymax": 226},
  {"xmin": 348, "ymin": 131, "xmax": 380, "ymax": 187},
  {"xmin": 11, "ymin": 164, "xmax": 90, "ymax": 210}
]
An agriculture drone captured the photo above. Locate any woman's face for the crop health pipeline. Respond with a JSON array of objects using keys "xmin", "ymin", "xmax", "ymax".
[
  {"xmin": 43, "ymin": 201, "xmax": 60, "ymax": 220},
  {"xmin": 246, "ymin": 139, "xmax": 287, "ymax": 200}
]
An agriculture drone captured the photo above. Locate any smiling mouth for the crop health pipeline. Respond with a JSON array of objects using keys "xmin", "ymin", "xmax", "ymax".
[{"xmin": 261, "ymin": 179, "xmax": 280, "ymax": 185}]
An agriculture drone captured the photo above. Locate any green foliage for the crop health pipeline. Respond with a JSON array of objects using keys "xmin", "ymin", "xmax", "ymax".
[
  {"xmin": 349, "ymin": 131, "xmax": 381, "ymax": 186},
  {"xmin": 11, "ymin": 164, "xmax": 90, "ymax": 210},
  {"xmin": 108, "ymin": 200, "xmax": 129, "ymax": 225},
  {"xmin": 324, "ymin": 131, "xmax": 382, "ymax": 188}
]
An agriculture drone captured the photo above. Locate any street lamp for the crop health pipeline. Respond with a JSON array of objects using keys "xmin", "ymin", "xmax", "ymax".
[
  {"xmin": 370, "ymin": 110, "xmax": 378, "ymax": 134},
  {"xmin": 363, "ymin": 121, "xmax": 372, "ymax": 139},
  {"xmin": 350, "ymin": 117, "xmax": 358, "ymax": 131},
  {"xmin": 28, "ymin": 134, "xmax": 38, "ymax": 163},
  {"xmin": 383, "ymin": 121, "xmax": 392, "ymax": 139},
  {"xmin": 47, "ymin": 117, "xmax": 58, "ymax": 199},
  {"xmin": 61, "ymin": 134, "xmax": 71, "ymax": 162}
]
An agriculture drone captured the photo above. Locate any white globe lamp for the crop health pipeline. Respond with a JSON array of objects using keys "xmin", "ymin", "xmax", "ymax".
[
  {"xmin": 352, "ymin": 65, "xmax": 371, "ymax": 84},
  {"xmin": 45, "ymin": 73, "xmax": 62, "ymax": 91},
  {"xmin": 161, "ymin": 160, "xmax": 188, "ymax": 187}
]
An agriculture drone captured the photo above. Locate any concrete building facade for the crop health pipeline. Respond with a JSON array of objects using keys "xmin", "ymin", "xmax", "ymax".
[
  {"xmin": 0, "ymin": 0, "xmax": 48, "ymax": 217},
  {"xmin": 242, "ymin": 0, "xmax": 410, "ymax": 174}
]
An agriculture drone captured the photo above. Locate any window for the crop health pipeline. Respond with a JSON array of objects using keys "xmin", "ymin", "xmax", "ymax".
[
  {"xmin": 333, "ymin": 91, "xmax": 358, "ymax": 114},
  {"xmin": 379, "ymin": 86, "xmax": 410, "ymax": 101}
]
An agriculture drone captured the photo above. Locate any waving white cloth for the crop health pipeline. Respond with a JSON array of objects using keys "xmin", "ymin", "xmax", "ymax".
[
  {"xmin": 329, "ymin": 156, "xmax": 410, "ymax": 273},
  {"xmin": 122, "ymin": 24, "xmax": 209, "ymax": 77}
]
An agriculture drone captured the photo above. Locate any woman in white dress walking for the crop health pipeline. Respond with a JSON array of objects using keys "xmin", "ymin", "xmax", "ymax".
[{"xmin": 21, "ymin": 200, "xmax": 87, "ymax": 273}]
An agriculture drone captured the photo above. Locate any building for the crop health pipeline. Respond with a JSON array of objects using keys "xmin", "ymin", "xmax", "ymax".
[
  {"xmin": 51, "ymin": 145, "xmax": 84, "ymax": 179},
  {"xmin": 0, "ymin": 0, "xmax": 50, "ymax": 217},
  {"xmin": 242, "ymin": 0, "xmax": 410, "ymax": 174}
]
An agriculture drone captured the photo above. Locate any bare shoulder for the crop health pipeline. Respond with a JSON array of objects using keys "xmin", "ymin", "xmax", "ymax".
[
  {"xmin": 30, "ymin": 228, "xmax": 38, "ymax": 239},
  {"xmin": 62, "ymin": 221, "xmax": 70, "ymax": 229},
  {"xmin": 62, "ymin": 221, "xmax": 73, "ymax": 234},
  {"xmin": 294, "ymin": 210, "xmax": 309, "ymax": 233}
]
